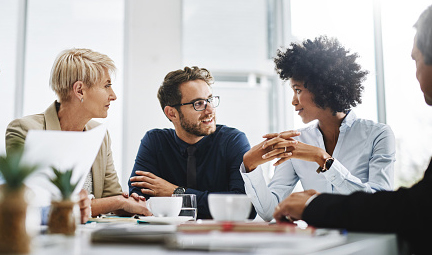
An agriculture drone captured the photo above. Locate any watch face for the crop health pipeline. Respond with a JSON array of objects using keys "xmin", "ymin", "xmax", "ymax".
[
  {"xmin": 325, "ymin": 158, "xmax": 334, "ymax": 170},
  {"xmin": 174, "ymin": 187, "xmax": 185, "ymax": 194}
]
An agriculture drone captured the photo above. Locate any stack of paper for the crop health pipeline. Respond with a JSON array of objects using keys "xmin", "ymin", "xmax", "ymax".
[{"xmin": 22, "ymin": 124, "xmax": 107, "ymax": 207}]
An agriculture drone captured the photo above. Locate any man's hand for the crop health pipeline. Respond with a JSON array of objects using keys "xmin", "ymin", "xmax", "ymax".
[
  {"xmin": 129, "ymin": 171, "xmax": 177, "ymax": 197},
  {"xmin": 78, "ymin": 189, "xmax": 91, "ymax": 224},
  {"xmin": 273, "ymin": 189, "xmax": 319, "ymax": 223}
]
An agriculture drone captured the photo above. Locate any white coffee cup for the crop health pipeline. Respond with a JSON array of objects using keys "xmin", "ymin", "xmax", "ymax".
[
  {"xmin": 208, "ymin": 194, "xmax": 252, "ymax": 221},
  {"xmin": 147, "ymin": 197, "xmax": 182, "ymax": 217}
]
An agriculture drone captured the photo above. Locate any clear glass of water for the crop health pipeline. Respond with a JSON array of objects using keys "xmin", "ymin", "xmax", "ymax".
[{"xmin": 172, "ymin": 194, "xmax": 197, "ymax": 220}]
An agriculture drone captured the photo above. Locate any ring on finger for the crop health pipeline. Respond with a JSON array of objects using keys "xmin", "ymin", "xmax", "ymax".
[{"xmin": 284, "ymin": 147, "xmax": 287, "ymax": 152}]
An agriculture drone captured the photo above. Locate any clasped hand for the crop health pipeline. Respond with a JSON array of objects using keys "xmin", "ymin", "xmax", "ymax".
[
  {"xmin": 243, "ymin": 130, "xmax": 300, "ymax": 172},
  {"xmin": 243, "ymin": 130, "xmax": 331, "ymax": 172}
]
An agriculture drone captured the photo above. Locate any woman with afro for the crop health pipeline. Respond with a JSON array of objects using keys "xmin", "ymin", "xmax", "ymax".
[{"xmin": 240, "ymin": 36, "xmax": 395, "ymax": 221}]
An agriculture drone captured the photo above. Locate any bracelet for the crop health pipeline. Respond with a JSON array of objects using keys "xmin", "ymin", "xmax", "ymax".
[{"xmin": 88, "ymin": 194, "xmax": 95, "ymax": 218}]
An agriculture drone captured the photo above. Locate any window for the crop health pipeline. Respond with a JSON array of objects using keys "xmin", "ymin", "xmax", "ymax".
[
  {"xmin": 289, "ymin": 0, "xmax": 377, "ymax": 128},
  {"xmin": 0, "ymin": 0, "xmax": 20, "ymax": 155},
  {"xmin": 1, "ymin": 0, "xmax": 125, "ymax": 182},
  {"xmin": 381, "ymin": 0, "xmax": 432, "ymax": 187},
  {"xmin": 3, "ymin": 0, "xmax": 430, "ymax": 190}
]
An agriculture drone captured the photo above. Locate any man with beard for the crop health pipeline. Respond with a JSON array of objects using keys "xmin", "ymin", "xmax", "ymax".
[
  {"xmin": 128, "ymin": 66, "xmax": 253, "ymax": 219},
  {"xmin": 272, "ymin": 5, "xmax": 432, "ymax": 254}
]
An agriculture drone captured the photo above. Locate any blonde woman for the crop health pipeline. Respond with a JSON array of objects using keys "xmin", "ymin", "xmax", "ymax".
[{"xmin": 6, "ymin": 48, "xmax": 151, "ymax": 217}]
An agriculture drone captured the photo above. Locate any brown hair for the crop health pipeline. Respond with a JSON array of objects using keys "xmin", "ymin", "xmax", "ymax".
[{"xmin": 157, "ymin": 66, "xmax": 214, "ymax": 112}]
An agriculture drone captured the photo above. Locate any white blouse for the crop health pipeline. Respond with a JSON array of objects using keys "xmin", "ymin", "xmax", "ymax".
[{"xmin": 241, "ymin": 111, "xmax": 395, "ymax": 221}]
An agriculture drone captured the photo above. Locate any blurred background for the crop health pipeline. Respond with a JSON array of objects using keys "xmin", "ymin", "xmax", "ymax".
[{"xmin": 1, "ymin": 0, "xmax": 431, "ymax": 191}]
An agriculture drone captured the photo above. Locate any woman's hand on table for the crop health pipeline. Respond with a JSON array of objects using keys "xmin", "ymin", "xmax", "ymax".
[
  {"xmin": 78, "ymin": 189, "xmax": 91, "ymax": 223},
  {"xmin": 121, "ymin": 195, "xmax": 152, "ymax": 216}
]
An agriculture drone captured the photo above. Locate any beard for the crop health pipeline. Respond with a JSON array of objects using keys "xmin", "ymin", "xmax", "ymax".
[
  {"xmin": 424, "ymin": 94, "xmax": 432, "ymax": 106},
  {"xmin": 178, "ymin": 111, "xmax": 216, "ymax": 137}
]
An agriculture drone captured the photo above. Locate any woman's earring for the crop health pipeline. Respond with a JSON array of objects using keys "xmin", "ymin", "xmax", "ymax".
[{"xmin": 81, "ymin": 98, "xmax": 84, "ymax": 103}]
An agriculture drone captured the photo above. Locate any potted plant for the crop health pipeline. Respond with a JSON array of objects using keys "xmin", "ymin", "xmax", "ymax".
[
  {"xmin": 47, "ymin": 167, "xmax": 79, "ymax": 235},
  {"xmin": 0, "ymin": 149, "xmax": 38, "ymax": 254}
]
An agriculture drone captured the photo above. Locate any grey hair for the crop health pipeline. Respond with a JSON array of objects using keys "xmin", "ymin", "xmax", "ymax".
[{"xmin": 414, "ymin": 5, "xmax": 432, "ymax": 65}]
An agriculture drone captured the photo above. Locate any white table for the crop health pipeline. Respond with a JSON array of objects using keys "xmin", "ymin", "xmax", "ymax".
[{"xmin": 29, "ymin": 224, "xmax": 399, "ymax": 255}]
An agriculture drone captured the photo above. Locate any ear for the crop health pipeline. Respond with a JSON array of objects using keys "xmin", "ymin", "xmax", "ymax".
[
  {"xmin": 164, "ymin": 106, "xmax": 178, "ymax": 122},
  {"xmin": 72, "ymin": 81, "xmax": 85, "ymax": 101}
]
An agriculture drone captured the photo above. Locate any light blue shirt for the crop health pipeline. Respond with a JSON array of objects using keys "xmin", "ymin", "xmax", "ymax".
[{"xmin": 241, "ymin": 111, "xmax": 395, "ymax": 221}]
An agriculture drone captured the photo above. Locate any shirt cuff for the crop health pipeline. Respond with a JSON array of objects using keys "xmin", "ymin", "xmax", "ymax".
[
  {"xmin": 241, "ymin": 164, "xmax": 264, "ymax": 181},
  {"xmin": 239, "ymin": 162, "xmax": 247, "ymax": 173},
  {"xmin": 321, "ymin": 159, "xmax": 346, "ymax": 186},
  {"xmin": 305, "ymin": 194, "xmax": 319, "ymax": 207}
]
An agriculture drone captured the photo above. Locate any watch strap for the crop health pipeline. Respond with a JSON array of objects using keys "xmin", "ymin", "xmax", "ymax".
[
  {"xmin": 316, "ymin": 157, "xmax": 334, "ymax": 174},
  {"xmin": 173, "ymin": 186, "xmax": 186, "ymax": 194}
]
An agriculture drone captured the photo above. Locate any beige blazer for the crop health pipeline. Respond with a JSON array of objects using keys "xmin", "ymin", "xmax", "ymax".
[{"xmin": 5, "ymin": 101, "xmax": 122, "ymax": 199}]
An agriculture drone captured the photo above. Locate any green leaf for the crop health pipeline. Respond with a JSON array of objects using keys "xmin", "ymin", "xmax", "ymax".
[
  {"xmin": 0, "ymin": 149, "xmax": 38, "ymax": 190},
  {"xmin": 49, "ymin": 167, "xmax": 80, "ymax": 200}
]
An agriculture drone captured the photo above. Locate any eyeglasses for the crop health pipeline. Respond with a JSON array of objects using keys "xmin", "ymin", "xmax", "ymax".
[{"xmin": 171, "ymin": 96, "xmax": 220, "ymax": 111}]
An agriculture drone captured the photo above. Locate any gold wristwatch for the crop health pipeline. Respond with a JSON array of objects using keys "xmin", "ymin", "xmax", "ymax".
[{"xmin": 316, "ymin": 157, "xmax": 334, "ymax": 174}]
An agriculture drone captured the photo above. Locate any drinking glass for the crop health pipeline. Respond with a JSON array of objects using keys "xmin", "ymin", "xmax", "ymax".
[{"xmin": 172, "ymin": 194, "xmax": 197, "ymax": 220}]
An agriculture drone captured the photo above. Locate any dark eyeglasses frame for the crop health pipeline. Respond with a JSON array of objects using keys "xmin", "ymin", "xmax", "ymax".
[{"xmin": 170, "ymin": 96, "xmax": 220, "ymax": 111}]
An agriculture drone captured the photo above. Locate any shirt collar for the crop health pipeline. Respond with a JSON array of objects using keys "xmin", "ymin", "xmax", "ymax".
[
  {"xmin": 311, "ymin": 110, "xmax": 356, "ymax": 133},
  {"xmin": 174, "ymin": 133, "xmax": 190, "ymax": 155},
  {"xmin": 44, "ymin": 101, "xmax": 62, "ymax": 130},
  {"xmin": 340, "ymin": 110, "xmax": 356, "ymax": 131},
  {"xmin": 174, "ymin": 126, "xmax": 218, "ymax": 156}
]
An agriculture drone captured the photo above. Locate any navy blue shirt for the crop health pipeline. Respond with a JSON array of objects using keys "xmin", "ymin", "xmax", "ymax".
[{"xmin": 128, "ymin": 125, "xmax": 252, "ymax": 219}]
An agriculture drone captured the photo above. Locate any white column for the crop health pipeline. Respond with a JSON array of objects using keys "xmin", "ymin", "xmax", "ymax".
[
  {"xmin": 14, "ymin": 0, "xmax": 27, "ymax": 119},
  {"xmin": 122, "ymin": 0, "xmax": 182, "ymax": 189}
]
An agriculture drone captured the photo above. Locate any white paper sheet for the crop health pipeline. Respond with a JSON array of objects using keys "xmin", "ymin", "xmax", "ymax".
[
  {"xmin": 21, "ymin": 124, "xmax": 107, "ymax": 207},
  {"xmin": 174, "ymin": 231, "xmax": 346, "ymax": 254}
]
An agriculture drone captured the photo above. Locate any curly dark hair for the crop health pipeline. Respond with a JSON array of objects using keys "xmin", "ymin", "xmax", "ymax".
[
  {"xmin": 274, "ymin": 36, "xmax": 368, "ymax": 114},
  {"xmin": 157, "ymin": 66, "xmax": 214, "ymax": 112}
]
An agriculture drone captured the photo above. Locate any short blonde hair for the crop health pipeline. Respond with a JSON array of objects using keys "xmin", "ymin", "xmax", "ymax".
[{"xmin": 50, "ymin": 48, "xmax": 116, "ymax": 102}]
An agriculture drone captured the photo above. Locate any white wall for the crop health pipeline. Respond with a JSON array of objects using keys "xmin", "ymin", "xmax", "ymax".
[{"xmin": 122, "ymin": 0, "xmax": 183, "ymax": 189}]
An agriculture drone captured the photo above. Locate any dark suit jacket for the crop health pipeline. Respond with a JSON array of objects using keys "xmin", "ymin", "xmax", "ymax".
[{"xmin": 303, "ymin": 158, "xmax": 432, "ymax": 254}]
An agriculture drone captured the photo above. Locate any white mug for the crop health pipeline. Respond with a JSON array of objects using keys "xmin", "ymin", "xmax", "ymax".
[
  {"xmin": 147, "ymin": 197, "xmax": 182, "ymax": 217},
  {"xmin": 208, "ymin": 194, "xmax": 251, "ymax": 221}
]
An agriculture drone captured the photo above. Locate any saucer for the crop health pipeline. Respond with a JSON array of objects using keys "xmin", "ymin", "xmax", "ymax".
[{"xmin": 138, "ymin": 216, "xmax": 194, "ymax": 225}]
